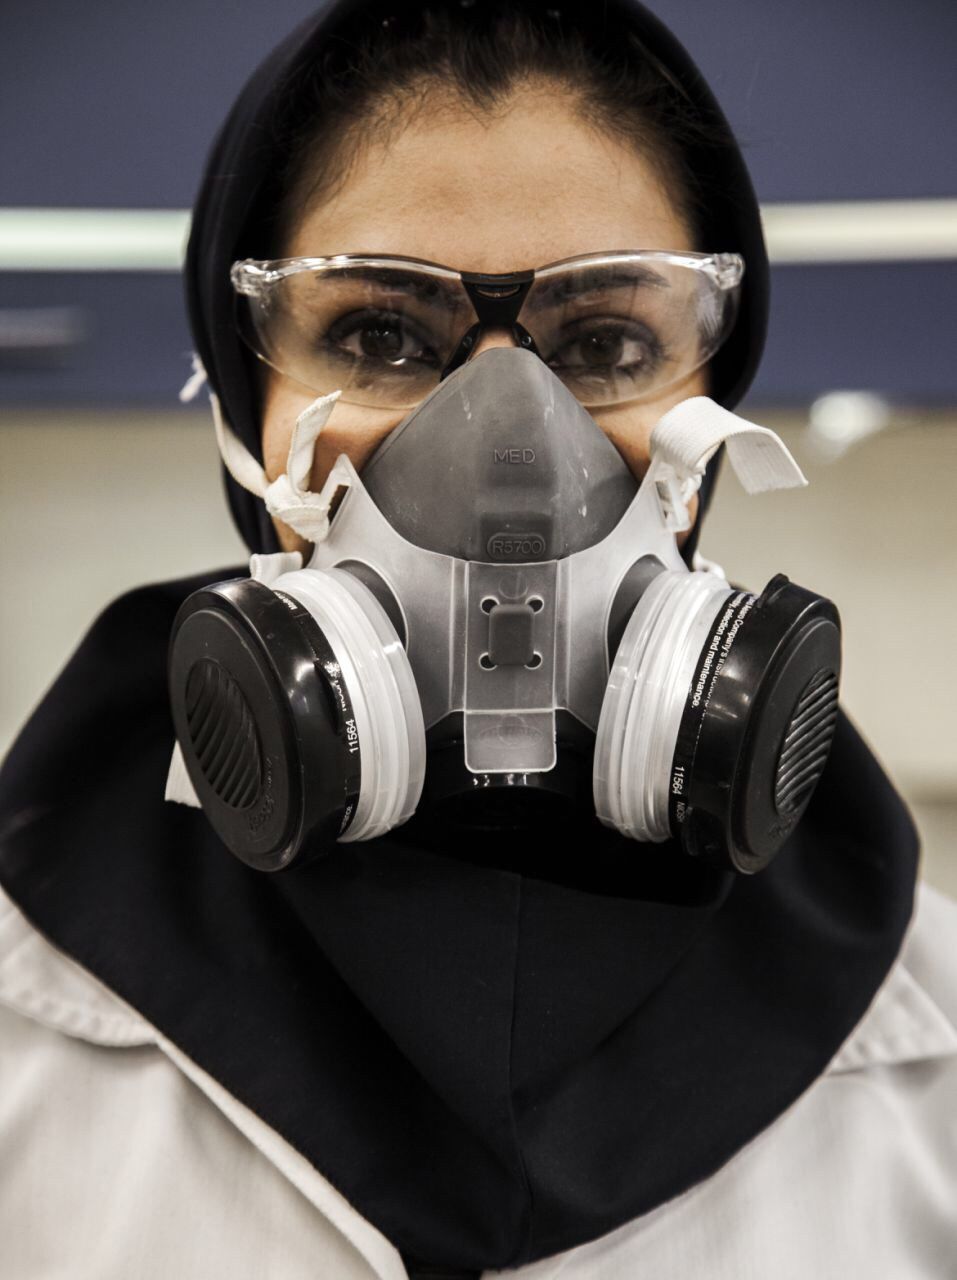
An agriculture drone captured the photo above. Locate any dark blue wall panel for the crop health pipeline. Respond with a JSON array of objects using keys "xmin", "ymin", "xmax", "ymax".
[
  {"xmin": 3, "ymin": 0, "xmax": 955, "ymax": 207},
  {"xmin": 0, "ymin": 273, "xmax": 193, "ymax": 405}
]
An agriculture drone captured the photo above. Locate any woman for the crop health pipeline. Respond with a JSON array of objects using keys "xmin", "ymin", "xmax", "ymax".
[{"xmin": 0, "ymin": 2, "xmax": 954, "ymax": 1277}]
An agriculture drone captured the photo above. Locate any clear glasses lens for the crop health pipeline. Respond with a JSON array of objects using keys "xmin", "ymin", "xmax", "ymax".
[
  {"xmin": 524, "ymin": 257, "xmax": 739, "ymax": 407},
  {"xmin": 239, "ymin": 263, "xmax": 472, "ymax": 409},
  {"xmin": 236, "ymin": 255, "xmax": 741, "ymax": 410}
]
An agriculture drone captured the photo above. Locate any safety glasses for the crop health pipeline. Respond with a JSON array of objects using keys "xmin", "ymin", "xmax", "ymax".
[{"xmin": 231, "ymin": 249, "xmax": 744, "ymax": 410}]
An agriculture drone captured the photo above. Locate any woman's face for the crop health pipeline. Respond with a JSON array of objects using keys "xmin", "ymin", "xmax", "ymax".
[{"xmin": 261, "ymin": 83, "xmax": 708, "ymax": 554}]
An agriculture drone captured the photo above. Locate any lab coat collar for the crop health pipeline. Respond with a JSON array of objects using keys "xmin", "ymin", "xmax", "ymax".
[
  {"xmin": 1, "ymin": 876, "xmax": 955, "ymax": 1280},
  {"xmin": 0, "ymin": 881, "xmax": 410, "ymax": 1280},
  {"xmin": 828, "ymin": 877, "xmax": 957, "ymax": 1070},
  {"xmin": 826, "ymin": 958, "xmax": 957, "ymax": 1072},
  {"xmin": 0, "ymin": 884, "xmax": 152, "ymax": 1047}
]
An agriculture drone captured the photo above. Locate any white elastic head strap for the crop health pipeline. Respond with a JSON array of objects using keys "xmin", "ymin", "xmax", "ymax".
[
  {"xmin": 179, "ymin": 352, "xmax": 345, "ymax": 545},
  {"xmin": 648, "ymin": 395, "xmax": 808, "ymax": 531}
]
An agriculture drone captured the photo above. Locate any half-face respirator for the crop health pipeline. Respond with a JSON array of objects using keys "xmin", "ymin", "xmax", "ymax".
[{"xmin": 166, "ymin": 348, "xmax": 841, "ymax": 875}]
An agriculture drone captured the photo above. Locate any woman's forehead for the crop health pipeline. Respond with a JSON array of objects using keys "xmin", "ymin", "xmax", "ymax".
[{"xmin": 282, "ymin": 88, "xmax": 695, "ymax": 273}]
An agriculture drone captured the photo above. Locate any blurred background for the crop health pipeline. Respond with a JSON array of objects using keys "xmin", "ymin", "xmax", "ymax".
[{"xmin": 1, "ymin": 0, "xmax": 955, "ymax": 890}]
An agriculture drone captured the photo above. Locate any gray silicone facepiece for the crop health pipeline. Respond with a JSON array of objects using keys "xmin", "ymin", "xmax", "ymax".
[
  {"xmin": 360, "ymin": 346, "xmax": 639, "ymax": 560},
  {"xmin": 283, "ymin": 347, "xmax": 689, "ymax": 780}
]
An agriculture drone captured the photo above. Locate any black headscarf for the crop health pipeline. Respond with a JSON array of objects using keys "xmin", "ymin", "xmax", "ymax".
[{"xmin": 0, "ymin": 3, "xmax": 918, "ymax": 1276}]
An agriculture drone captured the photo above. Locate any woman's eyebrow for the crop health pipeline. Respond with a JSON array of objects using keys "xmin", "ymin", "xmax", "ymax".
[
  {"xmin": 317, "ymin": 265, "xmax": 671, "ymax": 300},
  {"xmin": 322, "ymin": 266, "xmax": 445, "ymax": 296},
  {"xmin": 533, "ymin": 265, "xmax": 670, "ymax": 299}
]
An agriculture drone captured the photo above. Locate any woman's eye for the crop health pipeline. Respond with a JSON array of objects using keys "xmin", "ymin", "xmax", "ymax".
[
  {"xmin": 546, "ymin": 319, "xmax": 668, "ymax": 378},
  {"xmin": 324, "ymin": 308, "xmax": 440, "ymax": 366}
]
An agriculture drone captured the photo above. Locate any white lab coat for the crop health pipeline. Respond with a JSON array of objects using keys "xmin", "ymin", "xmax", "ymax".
[{"xmin": 1, "ymin": 876, "xmax": 955, "ymax": 1279}]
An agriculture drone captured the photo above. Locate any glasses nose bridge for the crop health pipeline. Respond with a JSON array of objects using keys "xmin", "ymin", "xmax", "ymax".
[
  {"xmin": 461, "ymin": 270, "xmax": 535, "ymax": 320},
  {"xmin": 440, "ymin": 269, "xmax": 538, "ymax": 381}
]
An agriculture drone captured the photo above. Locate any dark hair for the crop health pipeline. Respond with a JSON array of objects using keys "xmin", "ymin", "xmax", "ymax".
[{"xmin": 260, "ymin": 0, "xmax": 737, "ymax": 258}]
